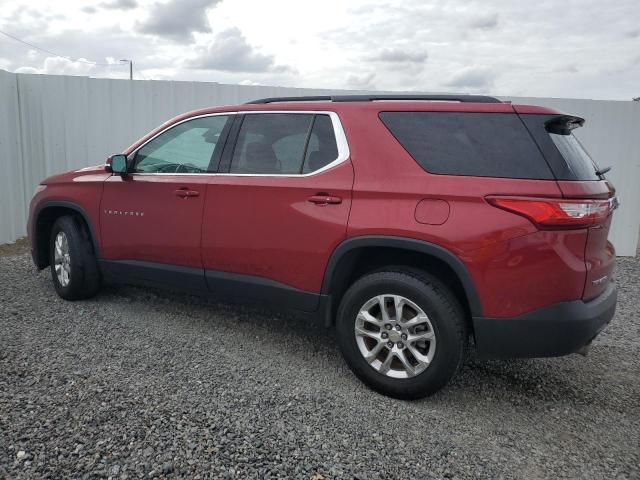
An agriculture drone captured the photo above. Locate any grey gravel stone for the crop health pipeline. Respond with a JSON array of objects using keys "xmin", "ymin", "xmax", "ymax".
[{"xmin": 1, "ymin": 252, "xmax": 639, "ymax": 479}]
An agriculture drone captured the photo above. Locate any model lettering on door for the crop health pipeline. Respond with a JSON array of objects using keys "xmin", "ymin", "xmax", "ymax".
[{"xmin": 104, "ymin": 210, "xmax": 145, "ymax": 217}]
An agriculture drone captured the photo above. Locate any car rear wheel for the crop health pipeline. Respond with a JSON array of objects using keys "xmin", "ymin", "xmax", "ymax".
[
  {"xmin": 336, "ymin": 270, "xmax": 467, "ymax": 399},
  {"xmin": 49, "ymin": 215, "xmax": 101, "ymax": 300}
]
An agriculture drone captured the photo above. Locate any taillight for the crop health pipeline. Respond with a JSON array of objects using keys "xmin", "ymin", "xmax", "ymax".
[{"xmin": 486, "ymin": 196, "xmax": 615, "ymax": 229}]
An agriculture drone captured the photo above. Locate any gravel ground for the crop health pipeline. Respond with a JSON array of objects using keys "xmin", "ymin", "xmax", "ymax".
[{"xmin": 1, "ymin": 252, "xmax": 639, "ymax": 480}]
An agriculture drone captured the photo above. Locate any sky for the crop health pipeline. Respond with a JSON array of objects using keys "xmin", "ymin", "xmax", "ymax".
[{"xmin": 0, "ymin": 0, "xmax": 638, "ymax": 100}]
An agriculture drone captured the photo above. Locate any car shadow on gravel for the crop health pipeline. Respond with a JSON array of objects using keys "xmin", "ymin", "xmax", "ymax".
[
  {"xmin": 95, "ymin": 281, "xmax": 338, "ymax": 348},
  {"xmin": 457, "ymin": 358, "xmax": 586, "ymax": 399},
  {"xmin": 105, "ymin": 283, "xmax": 328, "ymax": 326}
]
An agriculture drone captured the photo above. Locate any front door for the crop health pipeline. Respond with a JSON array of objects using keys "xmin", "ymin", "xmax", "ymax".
[
  {"xmin": 201, "ymin": 112, "xmax": 353, "ymax": 310},
  {"xmin": 100, "ymin": 114, "xmax": 233, "ymax": 289}
]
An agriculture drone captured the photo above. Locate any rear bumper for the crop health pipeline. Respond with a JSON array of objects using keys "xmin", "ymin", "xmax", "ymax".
[{"xmin": 473, "ymin": 282, "xmax": 617, "ymax": 358}]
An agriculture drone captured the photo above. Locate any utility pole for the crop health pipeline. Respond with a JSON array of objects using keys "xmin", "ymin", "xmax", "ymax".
[{"xmin": 120, "ymin": 59, "xmax": 133, "ymax": 80}]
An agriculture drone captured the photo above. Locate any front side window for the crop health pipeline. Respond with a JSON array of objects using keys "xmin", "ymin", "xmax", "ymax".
[
  {"xmin": 230, "ymin": 113, "xmax": 339, "ymax": 175},
  {"xmin": 134, "ymin": 115, "xmax": 230, "ymax": 174}
]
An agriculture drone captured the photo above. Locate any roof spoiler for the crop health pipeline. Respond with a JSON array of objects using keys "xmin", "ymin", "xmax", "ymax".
[{"xmin": 544, "ymin": 114, "xmax": 585, "ymax": 135}]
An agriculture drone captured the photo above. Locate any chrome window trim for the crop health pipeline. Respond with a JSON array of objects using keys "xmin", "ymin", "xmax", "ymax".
[{"xmin": 128, "ymin": 110, "xmax": 350, "ymax": 178}]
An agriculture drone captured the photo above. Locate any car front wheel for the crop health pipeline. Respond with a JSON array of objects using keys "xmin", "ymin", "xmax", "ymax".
[{"xmin": 49, "ymin": 215, "xmax": 101, "ymax": 300}]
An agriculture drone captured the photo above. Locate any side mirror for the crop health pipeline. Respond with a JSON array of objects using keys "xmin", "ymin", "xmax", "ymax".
[{"xmin": 109, "ymin": 154, "xmax": 128, "ymax": 176}]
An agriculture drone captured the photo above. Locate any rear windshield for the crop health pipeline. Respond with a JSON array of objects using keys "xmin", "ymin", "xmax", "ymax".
[
  {"xmin": 519, "ymin": 114, "xmax": 601, "ymax": 181},
  {"xmin": 379, "ymin": 112, "xmax": 554, "ymax": 179}
]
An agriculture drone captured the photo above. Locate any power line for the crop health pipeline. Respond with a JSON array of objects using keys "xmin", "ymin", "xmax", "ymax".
[{"xmin": 0, "ymin": 29, "xmax": 124, "ymax": 67}]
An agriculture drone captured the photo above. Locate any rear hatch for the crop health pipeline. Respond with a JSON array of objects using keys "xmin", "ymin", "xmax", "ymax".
[{"xmin": 518, "ymin": 112, "xmax": 617, "ymax": 300}]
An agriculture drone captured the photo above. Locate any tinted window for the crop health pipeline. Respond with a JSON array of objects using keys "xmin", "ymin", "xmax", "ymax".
[
  {"xmin": 230, "ymin": 114, "xmax": 313, "ymax": 174},
  {"xmin": 519, "ymin": 114, "xmax": 600, "ymax": 180},
  {"xmin": 302, "ymin": 115, "xmax": 339, "ymax": 174},
  {"xmin": 549, "ymin": 133, "xmax": 599, "ymax": 180},
  {"xmin": 134, "ymin": 115, "xmax": 230, "ymax": 173},
  {"xmin": 379, "ymin": 112, "xmax": 553, "ymax": 179}
]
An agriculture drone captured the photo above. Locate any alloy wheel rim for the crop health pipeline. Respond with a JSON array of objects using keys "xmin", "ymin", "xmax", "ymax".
[
  {"xmin": 53, "ymin": 231, "xmax": 71, "ymax": 287},
  {"xmin": 355, "ymin": 294, "xmax": 436, "ymax": 379}
]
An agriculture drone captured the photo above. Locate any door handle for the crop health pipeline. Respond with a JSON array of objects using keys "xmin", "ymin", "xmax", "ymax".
[
  {"xmin": 308, "ymin": 194, "xmax": 342, "ymax": 205},
  {"xmin": 174, "ymin": 188, "xmax": 200, "ymax": 198}
]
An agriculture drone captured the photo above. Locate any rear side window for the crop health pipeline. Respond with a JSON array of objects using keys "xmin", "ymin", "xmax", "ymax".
[
  {"xmin": 231, "ymin": 113, "xmax": 312, "ymax": 174},
  {"xmin": 519, "ymin": 114, "xmax": 600, "ymax": 181},
  {"xmin": 549, "ymin": 134, "xmax": 599, "ymax": 180},
  {"xmin": 379, "ymin": 112, "xmax": 554, "ymax": 179},
  {"xmin": 229, "ymin": 113, "xmax": 340, "ymax": 175},
  {"xmin": 302, "ymin": 115, "xmax": 339, "ymax": 174}
]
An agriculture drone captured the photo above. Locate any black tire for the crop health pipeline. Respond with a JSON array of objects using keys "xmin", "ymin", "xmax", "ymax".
[
  {"xmin": 336, "ymin": 269, "xmax": 467, "ymax": 399},
  {"xmin": 49, "ymin": 215, "xmax": 101, "ymax": 300}
]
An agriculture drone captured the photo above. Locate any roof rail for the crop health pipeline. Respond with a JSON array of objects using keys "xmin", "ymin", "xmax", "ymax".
[{"xmin": 245, "ymin": 94, "xmax": 502, "ymax": 104}]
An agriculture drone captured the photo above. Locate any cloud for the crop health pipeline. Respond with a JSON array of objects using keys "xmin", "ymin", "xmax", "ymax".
[
  {"xmin": 14, "ymin": 66, "xmax": 40, "ymax": 74},
  {"xmin": 239, "ymin": 79, "xmax": 261, "ymax": 86},
  {"xmin": 188, "ymin": 28, "xmax": 291, "ymax": 73},
  {"xmin": 370, "ymin": 48, "xmax": 428, "ymax": 64},
  {"xmin": 467, "ymin": 13, "xmax": 499, "ymax": 30},
  {"xmin": 1, "ymin": 7, "xmax": 64, "ymax": 37},
  {"xmin": 554, "ymin": 64, "xmax": 579, "ymax": 73},
  {"xmin": 445, "ymin": 67, "xmax": 495, "ymax": 90},
  {"xmin": 346, "ymin": 72, "xmax": 376, "ymax": 90},
  {"xmin": 137, "ymin": 0, "xmax": 220, "ymax": 41},
  {"xmin": 100, "ymin": 0, "xmax": 138, "ymax": 10},
  {"xmin": 1, "ymin": 26, "xmax": 166, "ymax": 77},
  {"xmin": 16, "ymin": 56, "xmax": 97, "ymax": 76},
  {"xmin": 2, "ymin": 0, "xmax": 639, "ymax": 99}
]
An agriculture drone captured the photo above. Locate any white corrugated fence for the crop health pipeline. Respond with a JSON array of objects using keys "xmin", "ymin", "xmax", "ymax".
[{"xmin": 1, "ymin": 69, "xmax": 638, "ymax": 255}]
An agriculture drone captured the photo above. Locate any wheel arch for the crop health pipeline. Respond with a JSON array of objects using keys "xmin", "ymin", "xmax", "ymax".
[
  {"xmin": 321, "ymin": 236, "xmax": 483, "ymax": 325},
  {"xmin": 32, "ymin": 201, "xmax": 99, "ymax": 269}
]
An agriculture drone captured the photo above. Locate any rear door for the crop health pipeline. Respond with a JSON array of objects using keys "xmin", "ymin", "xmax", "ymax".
[{"xmin": 201, "ymin": 111, "xmax": 353, "ymax": 310}]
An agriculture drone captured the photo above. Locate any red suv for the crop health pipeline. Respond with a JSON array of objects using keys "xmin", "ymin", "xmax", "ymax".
[{"xmin": 28, "ymin": 95, "xmax": 618, "ymax": 399}]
